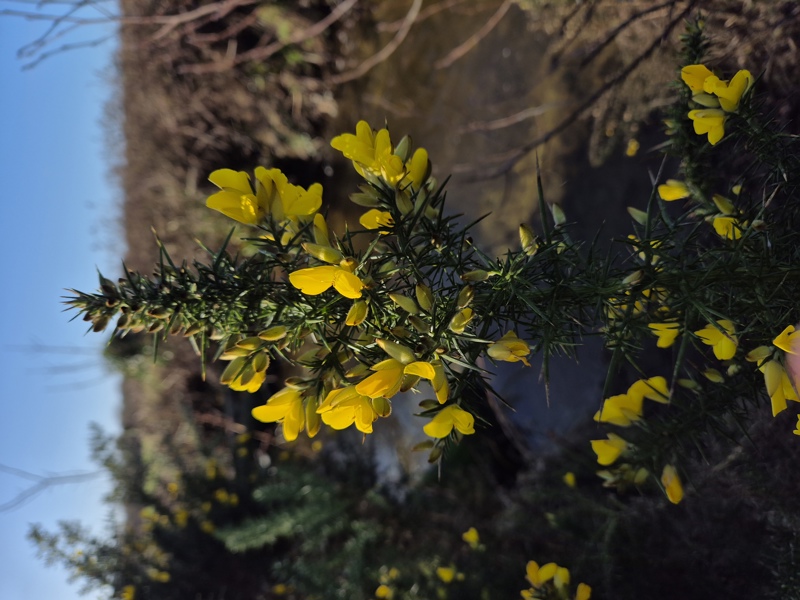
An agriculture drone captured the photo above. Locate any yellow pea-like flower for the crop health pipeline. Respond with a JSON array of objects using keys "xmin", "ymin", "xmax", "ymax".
[
  {"xmin": 688, "ymin": 109, "xmax": 726, "ymax": 145},
  {"xmin": 462, "ymin": 527, "xmax": 480, "ymax": 549},
  {"xmin": 317, "ymin": 386, "xmax": 379, "ymax": 434},
  {"xmin": 487, "ymin": 331, "xmax": 531, "ymax": 366},
  {"xmin": 423, "ymin": 405, "xmax": 475, "ymax": 438},
  {"xmin": 657, "ymin": 179, "xmax": 690, "ymax": 201},
  {"xmin": 773, "ymin": 324, "xmax": 800, "ymax": 355},
  {"xmin": 694, "ymin": 319, "xmax": 738, "ymax": 360},
  {"xmin": 649, "ymin": 322, "xmax": 680, "ymax": 348},
  {"xmin": 359, "ymin": 209, "xmax": 394, "ymax": 230},
  {"xmin": 590, "ymin": 433, "xmax": 628, "ymax": 466},
  {"xmin": 252, "ymin": 387, "xmax": 306, "ymax": 442},
  {"xmin": 680, "ymin": 64, "xmax": 714, "ymax": 93},
  {"xmin": 289, "ymin": 265, "xmax": 364, "ymax": 299}
]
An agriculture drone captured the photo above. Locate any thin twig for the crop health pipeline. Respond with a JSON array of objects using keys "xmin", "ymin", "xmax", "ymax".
[
  {"xmin": 434, "ymin": 0, "xmax": 512, "ymax": 69},
  {"xmin": 329, "ymin": 0, "xmax": 421, "ymax": 85}
]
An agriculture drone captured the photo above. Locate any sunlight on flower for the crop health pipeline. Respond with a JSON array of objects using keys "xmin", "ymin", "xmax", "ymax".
[
  {"xmin": 289, "ymin": 265, "xmax": 364, "ymax": 299},
  {"xmin": 317, "ymin": 386, "xmax": 381, "ymax": 434},
  {"xmin": 526, "ymin": 561, "xmax": 557, "ymax": 588},
  {"xmin": 694, "ymin": 319, "xmax": 738, "ymax": 360},
  {"xmin": 360, "ymin": 209, "xmax": 395, "ymax": 230},
  {"xmin": 252, "ymin": 386, "xmax": 305, "ymax": 442},
  {"xmin": 423, "ymin": 405, "xmax": 475, "ymax": 438}
]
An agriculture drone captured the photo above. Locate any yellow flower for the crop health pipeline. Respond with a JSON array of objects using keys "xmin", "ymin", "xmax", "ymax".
[
  {"xmin": 525, "ymin": 561, "xmax": 557, "ymax": 588},
  {"xmin": 575, "ymin": 582, "xmax": 592, "ymax": 600},
  {"xmin": 759, "ymin": 359, "xmax": 798, "ymax": 416},
  {"xmin": 436, "ymin": 566, "xmax": 456, "ymax": 583},
  {"xmin": 252, "ymin": 386, "xmax": 305, "ymax": 442},
  {"xmin": 712, "ymin": 216, "xmax": 744, "ymax": 240},
  {"xmin": 563, "ymin": 472, "xmax": 576, "ymax": 488},
  {"xmin": 660, "ymin": 464, "xmax": 684, "ymax": 504},
  {"xmin": 694, "ymin": 319, "xmax": 738, "ymax": 360},
  {"xmin": 289, "ymin": 265, "xmax": 364, "ymax": 299},
  {"xmin": 462, "ymin": 527, "xmax": 480, "ymax": 549},
  {"xmin": 356, "ymin": 358, "xmax": 435, "ymax": 400},
  {"xmin": 688, "ymin": 109, "xmax": 726, "ymax": 145},
  {"xmin": 375, "ymin": 584, "xmax": 394, "ymax": 599},
  {"xmin": 331, "ymin": 120, "xmax": 405, "ymax": 184},
  {"xmin": 773, "ymin": 325, "xmax": 800, "ymax": 355},
  {"xmin": 431, "ymin": 360, "xmax": 450, "ymax": 404},
  {"xmin": 625, "ymin": 139, "xmax": 640, "ymax": 157},
  {"xmin": 649, "ymin": 322, "xmax": 680, "ymax": 348},
  {"xmin": 423, "ymin": 405, "xmax": 476, "ymax": 438},
  {"xmin": 793, "ymin": 415, "xmax": 800, "ymax": 436},
  {"xmin": 317, "ymin": 386, "xmax": 381, "ymax": 434},
  {"xmin": 487, "ymin": 331, "xmax": 532, "ymax": 366},
  {"xmin": 708, "ymin": 69, "xmax": 753, "ymax": 112},
  {"xmin": 594, "ymin": 376, "xmax": 669, "ymax": 426},
  {"xmin": 657, "ymin": 179, "xmax": 690, "ymax": 201},
  {"xmin": 220, "ymin": 357, "xmax": 267, "ymax": 393},
  {"xmin": 360, "ymin": 209, "xmax": 394, "ymax": 230},
  {"xmin": 590, "ymin": 433, "xmax": 628, "ymax": 466},
  {"xmin": 554, "ymin": 566, "xmax": 570, "ymax": 589},
  {"xmin": 680, "ymin": 64, "xmax": 714, "ymax": 93},
  {"xmin": 206, "ymin": 167, "xmax": 321, "ymax": 225},
  {"xmin": 121, "ymin": 585, "xmax": 136, "ymax": 600},
  {"xmin": 593, "ymin": 393, "xmax": 643, "ymax": 427},
  {"xmin": 449, "ymin": 307, "xmax": 474, "ymax": 333}
]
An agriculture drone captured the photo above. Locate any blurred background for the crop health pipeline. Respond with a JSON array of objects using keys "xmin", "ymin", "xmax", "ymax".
[{"xmin": 1, "ymin": 1, "xmax": 799, "ymax": 598}]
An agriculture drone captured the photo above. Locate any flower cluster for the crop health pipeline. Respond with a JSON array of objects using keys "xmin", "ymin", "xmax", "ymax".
[
  {"xmin": 680, "ymin": 64, "xmax": 753, "ymax": 145},
  {"xmin": 520, "ymin": 560, "xmax": 591, "ymax": 600}
]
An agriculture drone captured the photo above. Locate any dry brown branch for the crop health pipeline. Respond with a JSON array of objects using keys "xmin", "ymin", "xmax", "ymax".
[
  {"xmin": 193, "ymin": 411, "xmax": 272, "ymax": 443},
  {"xmin": 178, "ymin": 0, "xmax": 358, "ymax": 75},
  {"xmin": 377, "ymin": 0, "xmax": 471, "ymax": 33},
  {"xmin": 329, "ymin": 0, "xmax": 422, "ymax": 85},
  {"xmin": 458, "ymin": 101, "xmax": 572, "ymax": 134},
  {"xmin": 453, "ymin": 0, "xmax": 695, "ymax": 181},
  {"xmin": 433, "ymin": 0, "xmax": 512, "ymax": 69}
]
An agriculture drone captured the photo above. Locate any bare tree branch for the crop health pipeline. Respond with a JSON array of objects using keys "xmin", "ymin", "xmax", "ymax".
[
  {"xmin": 0, "ymin": 463, "xmax": 103, "ymax": 513},
  {"xmin": 434, "ymin": 0, "xmax": 512, "ymax": 69}
]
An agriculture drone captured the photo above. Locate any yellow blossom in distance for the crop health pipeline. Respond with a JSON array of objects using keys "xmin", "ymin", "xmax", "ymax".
[
  {"xmin": 793, "ymin": 415, "xmax": 800, "ymax": 436},
  {"xmin": 657, "ymin": 179, "xmax": 690, "ymax": 201},
  {"xmin": 575, "ymin": 582, "xmax": 593, "ymax": 600},
  {"xmin": 375, "ymin": 584, "xmax": 394, "ymax": 599},
  {"xmin": 487, "ymin": 331, "xmax": 531, "ymax": 366},
  {"xmin": 695, "ymin": 319, "xmax": 738, "ymax": 360},
  {"xmin": 660, "ymin": 464, "xmax": 684, "ymax": 504},
  {"xmin": 436, "ymin": 566, "xmax": 456, "ymax": 584},
  {"xmin": 625, "ymin": 139, "xmax": 640, "ymax": 157},
  {"xmin": 649, "ymin": 322, "xmax": 680, "ymax": 348},
  {"xmin": 563, "ymin": 472, "xmax": 576, "ymax": 488},
  {"xmin": 252, "ymin": 386, "xmax": 305, "ymax": 442},
  {"xmin": 773, "ymin": 325, "xmax": 800, "ymax": 355},
  {"xmin": 289, "ymin": 265, "xmax": 364, "ymax": 299},
  {"xmin": 525, "ymin": 561, "xmax": 557, "ymax": 588},
  {"xmin": 688, "ymin": 109, "xmax": 726, "ymax": 145},
  {"xmin": 423, "ymin": 405, "xmax": 476, "ymax": 438},
  {"xmin": 462, "ymin": 527, "xmax": 480, "ymax": 549}
]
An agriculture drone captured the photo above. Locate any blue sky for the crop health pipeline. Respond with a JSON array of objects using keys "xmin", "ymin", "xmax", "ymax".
[{"xmin": 0, "ymin": 10, "xmax": 121, "ymax": 600}]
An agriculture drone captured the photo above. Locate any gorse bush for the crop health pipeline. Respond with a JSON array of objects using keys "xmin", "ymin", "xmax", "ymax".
[
  {"xmin": 68, "ymin": 22, "xmax": 800, "ymax": 517},
  {"xmin": 61, "ymin": 21, "xmax": 800, "ymax": 599}
]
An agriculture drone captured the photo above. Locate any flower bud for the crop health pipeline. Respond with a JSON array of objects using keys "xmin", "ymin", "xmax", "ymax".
[
  {"xmin": 313, "ymin": 213, "xmax": 330, "ymax": 246},
  {"xmin": 456, "ymin": 285, "xmax": 474, "ymax": 309},
  {"xmin": 258, "ymin": 325, "xmax": 288, "ymax": 341},
  {"xmin": 415, "ymin": 284, "xmax": 434, "ymax": 312},
  {"xmin": 627, "ymin": 207, "xmax": 648, "ymax": 225},
  {"xmin": 519, "ymin": 224, "xmax": 539, "ymax": 256},
  {"xmin": 460, "ymin": 270, "xmax": 489, "ymax": 282},
  {"xmin": 236, "ymin": 336, "xmax": 262, "ymax": 351},
  {"xmin": 449, "ymin": 307, "xmax": 474, "ymax": 334},
  {"xmin": 550, "ymin": 203, "xmax": 567, "ymax": 226},
  {"xmin": 303, "ymin": 243, "xmax": 344, "ymax": 264},
  {"xmin": 371, "ymin": 397, "xmax": 392, "ymax": 418},
  {"xmin": 345, "ymin": 300, "xmax": 369, "ymax": 327},
  {"xmin": 408, "ymin": 315, "xmax": 429, "ymax": 334},
  {"xmin": 376, "ymin": 339, "xmax": 416, "ymax": 364},
  {"xmin": 393, "ymin": 134, "xmax": 411, "ymax": 162},
  {"xmin": 389, "ymin": 293, "xmax": 419, "ymax": 314},
  {"xmin": 220, "ymin": 357, "xmax": 247, "ymax": 385},
  {"xmin": 252, "ymin": 352, "xmax": 270, "ymax": 373}
]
